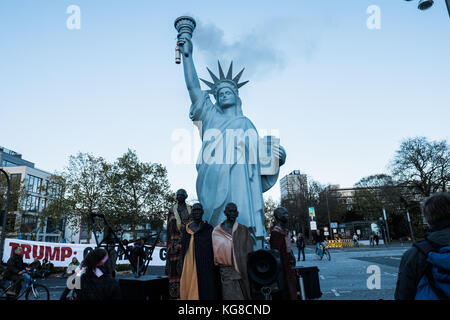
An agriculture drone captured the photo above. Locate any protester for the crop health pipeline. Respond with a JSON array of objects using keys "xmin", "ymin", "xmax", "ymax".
[
  {"xmin": 78, "ymin": 248, "xmax": 122, "ymax": 300},
  {"xmin": 395, "ymin": 192, "xmax": 450, "ymax": 300},
  {"xmin": 130, "ymin": 239, "xmax": 146, "ymax": 276},
  {"xmin": 296, "ymin": 233, "xmax": 306, "ymax": 261},
  {"xmin": 29, "ymin": 258, "xmax": 41, "ymax": 270},
  {"xmin": 64, "ymin": 257, "xmax": 80, "ymax": 277},
  {"xmin": 40, "ymin": 258, "xmax": 54, "ymax": 278},
  {"xmin": 4, "ymin": 246, "xmax": 29, "ymax": 296}
]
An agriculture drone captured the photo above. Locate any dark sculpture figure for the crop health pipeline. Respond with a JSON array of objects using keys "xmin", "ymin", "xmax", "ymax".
[
  {"xmin": 269, "ymin": 207, "xmax": 298, "ymax": 300},
  {"xmin": 165, "ymin": 189, "xmax": 192, "ymax": 299},
  {"xmin": 180, "ymin": 203, "xmax": 218, "ymax": 300},
  {"xmin": 212, "ymin": 202, "xmax": 254, "ymax": 300}
]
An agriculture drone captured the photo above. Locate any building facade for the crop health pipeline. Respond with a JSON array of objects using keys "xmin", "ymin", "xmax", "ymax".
[
  {"xmin": 1, "ymin": 146, "xmax": 64, "ymax": 242},
  {"xmin": 280, "ymin": 170, "xmax": 308, "ymax": 201}
]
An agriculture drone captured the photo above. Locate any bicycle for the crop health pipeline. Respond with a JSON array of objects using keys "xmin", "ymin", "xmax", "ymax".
[
  {"xmin": 0, "ymin": 269, "xmax": 50, "ymax": 300},
  {"xmin": 315, "ymin": 243, "xmax": 331, "ymax": 261}
]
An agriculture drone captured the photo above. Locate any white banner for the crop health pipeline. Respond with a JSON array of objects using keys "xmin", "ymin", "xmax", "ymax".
[{"xmin": 2, "ymin": 238, "xmax": 165, "ymax": 267}]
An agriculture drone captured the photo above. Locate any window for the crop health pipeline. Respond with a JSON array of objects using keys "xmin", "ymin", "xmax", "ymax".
[
  {"xmin": 10, "ymin": 173, "xmax": 21, "ymax": 182},
  {"xmin": 26, "ymin": 174, "xmax": 43, "ymax": 193},
  {"xmin": 1, "ymin": 160, "xmax": 17, "ymax": 167}
]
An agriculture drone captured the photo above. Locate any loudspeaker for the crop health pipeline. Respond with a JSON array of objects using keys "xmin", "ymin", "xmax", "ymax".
[
  {"xmin": 247, "ymin": 249, "xmax": 284, "ymax": 299},
  {"xmin": 119, "ymin": 275, "xmax": 168, "ymax": 300}
]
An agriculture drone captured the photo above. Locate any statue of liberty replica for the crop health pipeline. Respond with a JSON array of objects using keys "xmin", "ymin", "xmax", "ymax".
[{"xmin": 174, "ymin": 17, "xmax": 286, "ymax": 248}]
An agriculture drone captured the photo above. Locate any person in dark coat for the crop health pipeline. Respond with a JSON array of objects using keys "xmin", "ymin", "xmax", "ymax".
[
  {"xmin": 180, "ymin": 203, "xmax": 219, "ymax": 300},
  {"xmin": 270, "ymin": 207, "xmax": 298, "ymax": 300},
  {"xmin": 296, "ymin": 233, "xmax": 306, "ymax": 261},
  {"xmin": 395, "ymin": 192, "xmax": 450, "ymax": 300},
  {"xmin": 4, "ymin": 246, "xmax": 28, "ymax": 296},
  {"xmin": 79, "ymin": 248, "xmax": 121, "ymax": 300}
]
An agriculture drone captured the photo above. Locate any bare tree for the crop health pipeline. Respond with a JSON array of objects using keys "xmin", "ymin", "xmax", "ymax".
[{"xmin": 391, "ymin": 137, "xmax": 449, "ymax": 197}]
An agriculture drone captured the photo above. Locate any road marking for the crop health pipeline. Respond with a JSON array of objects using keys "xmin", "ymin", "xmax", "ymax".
[
  {"xmin": 389, "ymin": 257, "xmax": 401, "ymax": 260},
  {"xmin": 331, "ymin": 288, "xmax": 340, "ymax": 297},
  {"xmin": 320, "ymin": 275, "xmax": 325, "ymax": 280},
  {"xmin": 384, "ymin": 272, "xmax": 397, "ymax": 277}
]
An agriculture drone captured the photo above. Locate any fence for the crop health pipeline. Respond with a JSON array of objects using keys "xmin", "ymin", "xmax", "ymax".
[{"xmin": 326, "ymin": 239, "xmax": 359, "ymax": 248}]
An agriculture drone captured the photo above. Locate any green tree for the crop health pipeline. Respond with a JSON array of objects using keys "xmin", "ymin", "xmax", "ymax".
[
  {"xmin": 64, "ymin": 152, "xmax": 109, "ymax": 242},
  {"xmin": 104, "ymin": 149, "xmax": 173, "ymax": 238},
  {"xmin": 264, "ymin": 196, "xmax": 279, "ymax": 232},
  {"xmin": 39, "ymin": 174, "xmax": 73, "ymax": 239}
]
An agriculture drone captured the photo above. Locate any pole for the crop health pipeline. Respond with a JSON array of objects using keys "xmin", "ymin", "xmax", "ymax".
[
  {"xmin": 325, "ymin": 189, "xmax": 333, "ymax": 240},
  {"xmin": 382, "ymin": 207, "xmax": 391, "ymax": 245},
  {"xmin": 0, "ymin": 169, "xmax": 11, "ymax": 263},
  {"xmin": 406, "ymin": 210, "xmax": 415, "ymax": 243}
]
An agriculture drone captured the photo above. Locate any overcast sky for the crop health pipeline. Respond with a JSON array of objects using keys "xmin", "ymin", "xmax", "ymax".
[{"xmin": 1, "ymin": 0, "xmax": 449, "ymax": 202}]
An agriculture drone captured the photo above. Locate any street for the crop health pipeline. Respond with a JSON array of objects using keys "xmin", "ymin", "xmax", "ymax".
[
  {"xmin": 296, "ymin": 243, "xmax": 410, "ymax": 300},
  {"xmin": 29, "ymin": 243, "xmax": 410, "ymax": 300}
]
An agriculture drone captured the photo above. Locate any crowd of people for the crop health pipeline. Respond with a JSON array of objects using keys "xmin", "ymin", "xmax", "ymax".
[{"xmin": 2, "ymin": 191, "xmax": 449, "ymax": 300}]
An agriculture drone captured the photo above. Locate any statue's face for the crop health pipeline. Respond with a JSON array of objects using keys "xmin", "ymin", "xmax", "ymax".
[
  {"xmin": 218, "ymin": 87, "xmax": 236, "ymax": 109},
  {"xmin": 192, "ymin": 207, "xmax": 203, "ymax": 221},
  {"xmin": 225, "ymin": 206, "xmax": 239, "ymax": 223},
  {"xmin": 275, "ymin": 208, "xmax": 289, "ymax": 224},
  {"xmin": 176, "ymin": 189, "xmax": 187, "ymax": 202}
]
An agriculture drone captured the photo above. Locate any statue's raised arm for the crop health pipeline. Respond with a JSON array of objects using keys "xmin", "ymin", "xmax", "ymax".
[{"xmin": 175, "ymin": 17, "xmax": 202, "ymax": 105}]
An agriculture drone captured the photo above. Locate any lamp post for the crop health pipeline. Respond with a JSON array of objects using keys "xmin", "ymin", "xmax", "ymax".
[
  {"xmin": 325, "ymin": 189, "xmax": 333, "ymax": 240},
  {"xmin": 382, "ymin": 207, "xmax": 391, "ymax": 245},
  {"xmin": 406, "ymin": 210, "xmax": 416, "ymax": 242},
  {"xmin": 0, "ymin": 169, "xmax": 11, "ymax": 263}
]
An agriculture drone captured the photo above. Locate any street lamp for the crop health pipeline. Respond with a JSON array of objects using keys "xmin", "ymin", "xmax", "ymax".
[
  {"xmin": 405, "ymin": 0, "xmax": 450, "ymax": 16},
  {"xmin": 418, "ymin": 0, "xmax": 434, "ymax": 10},
  {"xmin": 0, "ymin": 169, "xmax": 11, "ymax": 264}
]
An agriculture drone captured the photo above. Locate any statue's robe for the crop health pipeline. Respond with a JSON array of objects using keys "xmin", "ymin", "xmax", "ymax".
[
  {"xmin": 190, "ymin": 92, "xmax": 279, "ymax": 245},
  {"xmin": 165, "ymin": 203, "xmax": 191, "ymax": 300},
  {"xmin": 270, "ymin": 225, "xmax": 299, "ymax": 300},
  {"xmin": 180, "ymin": 221, "xmax": 219, "ymax": 300},
  {"xmin": 212, "ymin": 221, "xmax": 253, "ymax": 300}
]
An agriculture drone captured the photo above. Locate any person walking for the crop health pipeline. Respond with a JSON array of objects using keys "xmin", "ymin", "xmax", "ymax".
[
  {"xmin": 296, "ymin": 233, "xmax": 306, "ymax": 261},
  {"xmin": 374, "ymin": 233, "xmax": 380, "ymax": 246},
  {"xmin": 395, "ymin": 192, "xmax": 450, "ymax": 300},
  {"xmin": 352, "ymin": 233, "xmax": 359, "ymax": 248}
]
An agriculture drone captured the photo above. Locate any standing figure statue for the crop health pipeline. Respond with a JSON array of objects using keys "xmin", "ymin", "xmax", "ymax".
[
  {"xmin": 165, "ymin": 188, "xmax": 192, "ymax": 300},
  {"xmin": 175, "ymin": 16, "xmax": 286, "ymax": 247}
]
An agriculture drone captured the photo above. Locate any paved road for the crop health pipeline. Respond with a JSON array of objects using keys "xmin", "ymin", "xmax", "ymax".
[
  {"xmin": 295, "ymin": 244, "xmax": 410, "ymax": 300},
  {"xmin": 22, "ymin": 244, "xmax": 411, "ymax": 300}
]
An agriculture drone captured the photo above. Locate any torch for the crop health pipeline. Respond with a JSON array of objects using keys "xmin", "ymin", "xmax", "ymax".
[{"xmin": 174, "ymin": 16, "xmax": 196, "ymax": 64}]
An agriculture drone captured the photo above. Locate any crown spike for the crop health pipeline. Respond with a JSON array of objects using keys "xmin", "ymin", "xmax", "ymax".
[
  {"xmin": 207, "ymin": 67, "xmax": 220, "ymax": 84},
  {"xmin": 226, "ymin": 61, "xmax": 233, "ymax": 80},
  {"xmin": 237, "ymin": 80, "xmax": 249, "ymax": 89},
  {"xmin": 200, "ymin": 78, "xmax": 215, "ymax": 89},
  {"xmin": 233, "ymin": 68, "xmax": 245, "ymax": 84},
  {"xmin": 218, "ymin": 61, "xmax": 225, "ymax": 80}
]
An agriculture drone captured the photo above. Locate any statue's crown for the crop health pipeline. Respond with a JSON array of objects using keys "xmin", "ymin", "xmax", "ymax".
[{"xmin": 200, "ymin": 61, "xmax": 249, "ymax": 98}]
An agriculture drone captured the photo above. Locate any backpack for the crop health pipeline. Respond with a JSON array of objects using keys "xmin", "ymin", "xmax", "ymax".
[{"xmin": 413, "ymin": 240, "xmax": 450, "ymax": 300}]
